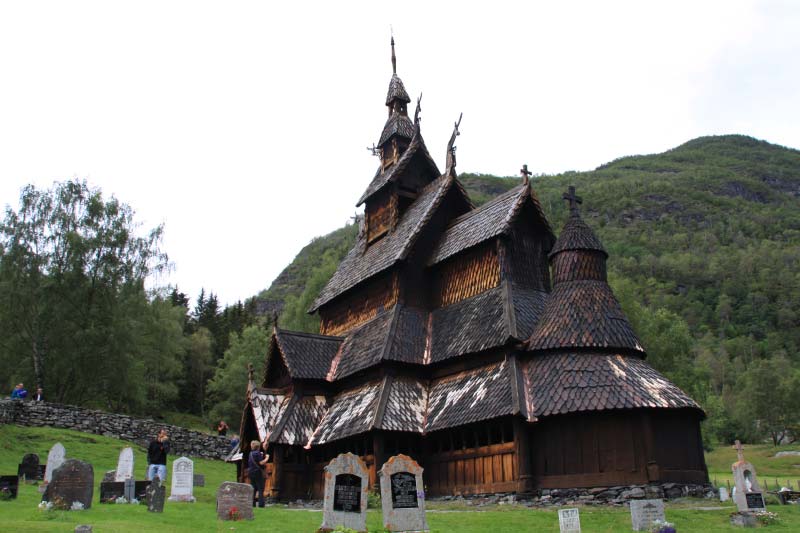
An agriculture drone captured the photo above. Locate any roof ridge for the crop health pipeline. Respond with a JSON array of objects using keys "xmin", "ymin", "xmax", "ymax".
[
  {"xmin": 398, "ymin": 174, "xmax": 455, "ymax": 260},
  {"xmin": 277, "ymin": 329, "xmax": 344, "ymax": 341},
  {"xmin": 444, "ymin": 184, "xmax": 524, "ymax": 228}
]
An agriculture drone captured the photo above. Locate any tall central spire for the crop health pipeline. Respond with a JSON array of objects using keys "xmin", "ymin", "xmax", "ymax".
[{"xmin": 391, "ymin": 36, "xmax": 397, "ymax": 75}]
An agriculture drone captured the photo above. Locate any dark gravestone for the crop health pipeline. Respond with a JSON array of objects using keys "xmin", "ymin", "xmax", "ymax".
[
  {"xmin": 333, "ymin": 474, "xmax": 362, "ymax": 512},
  {"xmin": 390, "ymin": 472, "xmax": 418, "ymax": 509},
  {"xmin": 193, "ymin": 474, "xmax": 205, "ymax": 487},
  {"xmin": 44, "ymin": 459, "xmax": 93, "ymax": 510},
  {"xmin": 18, "ymin": 453, "xmax": 43, "ymax": 481},
  {"xmin": 746, "ymin": 491, "xmax": 766, "ymax": 510},
  {"xmin": 216, "ymin": 482, "xmax": 254, "ymax": 521},
  {"xmin": 0, "ymin": 475, "xmax": 19, "ymax": 500},
  {"xmin": 146, "ymin": 481, "xmax": 166, "ymax": 513},
  {"xmin": 99, "ymin": 482, "xmax": 124, "ymax": 503}
]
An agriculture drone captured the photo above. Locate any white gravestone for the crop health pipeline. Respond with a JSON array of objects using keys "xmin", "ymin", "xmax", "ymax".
[
  {"xmin": 719, "ymin": 486, "xmax": 730, "ymax": 502},
  {"xmin": 630, "ymin": 499, "xmax": 666, "ymax": 531},
  {"xmin": 167, "ymin": 457, "xmax": 195, "ymax": 502},
  {"xmin": 731, "ymin": 440, "xmax": 766, "ymax": 513},
  {"xmin": 320, "ymin": 453, "xmax": 369, "ymax": 533},
  {"xmin": 44, "ymin": 443, "xmax": 66, "ymax": 484},
  {"xmin": 558, "ymin": 507, "xmax": 581, "ymax": 533},
  {"xmin": 379, "ymin": 454, "xmax": 429, "ymax": 532},
  {"xmin": 114, "ymin": 447, "xmax": 134, "ymax": 482}
]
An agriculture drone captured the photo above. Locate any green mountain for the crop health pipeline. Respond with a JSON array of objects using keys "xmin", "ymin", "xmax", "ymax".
[{"xmin": 256, "ymin": 134, "xmax": 800, "ymax": 445}]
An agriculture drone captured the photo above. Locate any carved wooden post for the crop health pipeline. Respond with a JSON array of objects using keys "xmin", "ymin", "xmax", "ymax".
[
  {"xmin": 271, "ymin": 444, "xmax": 285, "ymax": 500},
  {"xmin": 372, "ymin": 431, "xmax": 386, "ymax": 491},
  {"xmin": 513, "ymin": 416, "xmax": 534, "ymax": 493}
]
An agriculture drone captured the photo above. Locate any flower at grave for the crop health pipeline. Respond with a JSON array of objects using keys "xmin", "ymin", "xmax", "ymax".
[
  {"xmin": 228, "ymin": 505, "xmax": 242, "ymax": 521},
  {"xmin": 38, "ymin": 501, "xmax": 54, "ymax": 511},
  {"xmin": 754, "ymin": 510, "xmax": 779, "ymax": 526},
  {"xmin": 115, "ymin": 496, "xmax": 128, "ymax": 504},
  {"xmin": 70, "ymin": 500, "xmax": 85, "ymax": 511},
  {"xmin": 0, "ymin": 487, "xmax": 12, "ymax": 501},
  {"xmin": 130, "ymin": 498, "xmax": 140, "ymax": 505},
  {"xmin": 650, "ymin": 520, "xmax": 676, "ymax": 533}
]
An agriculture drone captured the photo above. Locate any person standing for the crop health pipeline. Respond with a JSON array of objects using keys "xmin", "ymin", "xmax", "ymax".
[
  {"xmin": 216, "ymin": 420, "xmax": 229, "ymax": 436},
  {"xmin": 247, "ymin": 440, "xmax": 269, "ymax": 508},
  {"xmin": 33, "ymin": 387, "xmax": 44, "ymax": 402},
  {"xmin": 146, "ymin": 429, "xmax": 170, "ymax": 482},
  {"xmin": 10, "ymin": 383, "xmax": 27, "ymax": 399}
]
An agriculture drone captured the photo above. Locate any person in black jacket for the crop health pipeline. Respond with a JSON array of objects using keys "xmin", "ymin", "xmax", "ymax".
[
  {"xmin": 146, "ymin": 429, "xmax": 170, "ymax": 482},
  {"xmin": 248, "ymin": 440, "xmax": 269, "ymax": 508}
]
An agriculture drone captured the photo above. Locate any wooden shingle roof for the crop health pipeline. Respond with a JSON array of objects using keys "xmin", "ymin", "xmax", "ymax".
[
  {"xmin": 273, "ymin": 329, "xmax": 343, "ymax": 379},
  {"xmin": 549, "ymin": 210, "xmax": 607, "ymax": 258},
  {"xmin": 385, "ymin": 73, "xmax": 411, "ymax": 105},
  {"xmin": 523, "ymin": 352, "xmax": 702, "ymax": 418},
  {"xmin": 357, "ymin": 125, "xmax": 440, "ymax": 206},
  {"xmin": 313, "ymin": 174, "xmax": 452, "ymax": 311},
  {"xmin": 427, "ymin": 184, "xmax": 553, "ymax": 266},
  {"xmin": 378, "ymin": 112, "xmax": 415, "ymax": 147}
]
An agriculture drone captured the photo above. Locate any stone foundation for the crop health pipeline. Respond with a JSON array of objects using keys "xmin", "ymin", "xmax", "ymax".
[{"xmin": 0, "ymin": 399, "xmax": 230, "ymax": 460}]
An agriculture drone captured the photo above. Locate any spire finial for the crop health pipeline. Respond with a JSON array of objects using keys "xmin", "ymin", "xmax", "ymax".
[
  {"xmin": 520, "ymin": 164, "xmax": 532, "ymax": 185},
  {"xmin": 414, "ymin": 93, "xmax": 422, "ymax": 125},
  {"xmin": 446, "ymin": 113, "xmax": 463, "ymax": 177},
  {"xmin": 562, "ymin": 185, "xmax": 583, "ymax": 213},
  {"xmin": 391, "ymin": 33, "xmax": 397, "ymax": 75}
]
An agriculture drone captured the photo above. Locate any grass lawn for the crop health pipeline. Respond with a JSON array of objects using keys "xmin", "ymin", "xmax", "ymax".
[
  {"xmin": 2, "ymin": 425, "xmax": 800, "ymax": 532},
  {"xmin": 705, "ymin": 442, "xmax": 800, "ymax": 490}
]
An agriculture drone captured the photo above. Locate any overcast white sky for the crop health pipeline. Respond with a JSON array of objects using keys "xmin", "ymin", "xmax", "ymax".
[{"xmin": 1, "ymin": 1, "xmax": 798, "ymax": 306}]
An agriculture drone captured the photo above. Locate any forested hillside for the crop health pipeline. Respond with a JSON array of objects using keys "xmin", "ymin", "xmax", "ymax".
[
  {"xmin": 2, "ymin": 135, "xmax": 797, "ymax": 444},
  {"xmin": 264, "ymin": 134, "xmax": 800, "ymax": 446}
]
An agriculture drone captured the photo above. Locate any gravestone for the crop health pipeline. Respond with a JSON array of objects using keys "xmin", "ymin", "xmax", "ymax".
[
  {"xmin": 320, "ymin": 453, "xmax": 369, "ymax": 532},
  {"xmin": 630, "ymin": 499, "xmax": 666, "ymax": 531},
  {"xmin": 719, "ymin": 486, "xmax": 730, "ymax": 502},
  {"xmin": 74, "ymin": 526, "xmax": 92, "ymax": 533},
  {"xmin": 731, "ymin": 440, "xmax": 766, "ymax": 513},
  {"xmin": 99, "ymin": 482, "xmax": 125, "ymax": 503},
  {"xmin": 216, "ymin": 482, "xmax": 254, "ymax": 521},
  {"xmin": 378, "ymin": 454, "xmax": 428, "ymax": 532},
  {"xmin": 146, "ymin": 479, "xmax": 166, "ymax": 513},
  {"xmin": 0, "ymin": 475, "xmax": 19, "ymax": 500},
  {"xmin": 168, "ymin": 456, "xmax": 195, "ymax": 502},
  {"xmin": 18, "ymin": 453, "xmax": 42, "ymax": 481},
  {"xmin": 45, "ymin": 443, "xmax": 66, "ymax": 483},
  {"xmin": 124, "ymin": 478, "xmax": 136, "ymax": 502},
  {"xmin": 558, "ymin": 507, "xmax": 581, "ymax": 533},
  {"xmin": 114, "ymin": 447, "xmax": 134, "ymax": 482},
  {"xmin": 193, "ymin": 474, "xmax": 205, "ymax": 487},
  {"xmin": 43, "ymin": 459, "xmax": 93, "ymax": 510}
]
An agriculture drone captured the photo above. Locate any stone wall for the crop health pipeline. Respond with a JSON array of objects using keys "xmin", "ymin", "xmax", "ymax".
[{"xmin": 0, "ymin": 399, "xmax": 231, "ymax": 460}]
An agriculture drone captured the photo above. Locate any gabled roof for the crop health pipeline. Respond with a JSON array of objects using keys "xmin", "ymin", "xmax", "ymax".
[
  {"xmin": 527, "ymin": 280, "xmax": 644, "ymax": 353},
  {"xmin": 249, "ymin": 387, "xmax": 290, "ymax": 442},
  {"xmin": 357, "ymin": 125, "xmax": 441, "ymax": 206},
  {"xmin": 272, "ymin": 329, "xmax": 343, "ymax": 379},
  {"xmin": 328, "ymin": 308, "xmax": 396, "ymax": 380},
  {"xmin": 312, "ymin": 174, "xmax": 453, "ymax": 312},
  {"xmin": 385, "ymin": 73, "xmax": 411, "ymax": 105},
  {"xmin": 523, "ymin": 352, "xmax": 703, "ymax": 418},
  {"xmin": 426, "ymin": 360, "xmax": 514, "ymax": 432},
  {"xmin": 378, "ymin": 112, "xmax": 415, "ymax": 147},
  {"xmin": 270, "ymin": 395, "xmax": 328, "ymax": 446},
  {"xmin": 549, "ymin": 210, "xmax": 607, "ymax": 258},
  {"xmin": 378, "ymin": 377, "xmax": 427, "ymax": 433},
  {"xmin": 306, "ymin": 380, "xmax": 384, "ymax": 446},
  {"xmin": 428, "ymin": 184, "xmax": 552, "ymax": 265}
]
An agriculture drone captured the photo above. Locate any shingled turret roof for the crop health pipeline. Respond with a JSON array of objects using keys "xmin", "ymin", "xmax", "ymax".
[
  {"xmin": 385, "ymin": 73, "xmax": 411, "ymax": 106},
  {"xmin": 527, "ymin": 186, "xmax": 644, "ymax": 354}
]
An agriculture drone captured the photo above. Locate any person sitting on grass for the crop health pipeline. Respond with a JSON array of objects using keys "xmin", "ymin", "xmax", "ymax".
[{"xmin": 248, "ymin": 440, "xmax": 269, "ymax": 508}]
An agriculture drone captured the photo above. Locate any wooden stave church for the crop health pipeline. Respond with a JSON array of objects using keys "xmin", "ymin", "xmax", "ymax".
[{"xmin": 231, "ymin": 40, "xmax": 709, "ymax": 499}]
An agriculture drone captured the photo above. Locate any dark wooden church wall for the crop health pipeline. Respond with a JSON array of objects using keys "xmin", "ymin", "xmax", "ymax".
[
  {"xmin": 366, "ymin": 187, "xmax": 397, "ymax": 243},
  {"xmin": 531, "ymin": 411, "xmax": 648, "ymax": 488},
  {"xmin": 424, "ymin": 418, "xmax": 518, "ymax": 495},
  {"xmin": 651, "ymin": 410, "xmax": 708, "ymax": 483},
  {"xmin": 502, "ymin": 206, "xmax": 551, "ymax": 291},
  {"xmin": 319, "ymin": 271, "xmax": 399, "ymax": 336},
  {"xmin": 432, "ymin": 242, "xmax": 500, "ymax": 308},
  {"xmin": 264, "ymin": 346, "xmax": 292, "ymax": 388},
  {"xmin": 529, "ymin": 410, "xmax": 708, "ymax": 488}
]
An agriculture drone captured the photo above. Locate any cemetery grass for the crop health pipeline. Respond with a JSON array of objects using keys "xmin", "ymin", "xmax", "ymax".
[
  {"xmin": 705, "ymin": 442, "xmax": 800, "ymax": 488},
  {"xmin": 2, "ymin": 428, "xmax": 800, "ymax": 532}
]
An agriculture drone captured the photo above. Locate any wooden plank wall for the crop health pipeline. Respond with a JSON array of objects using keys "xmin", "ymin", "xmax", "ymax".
[
  {"xmin": 426, "ymin": 442, "xmax": 517, "ymax": 495},
  {"xmin": 433, "ymin": 243, "xmax": 500, "ymax": 308},
  {"xmin": 366, "ymin": 188, "xmax": 396, "ymax": 243},
  {"xmin": 320, "ymin": 272, "xmax": 399, "ymax": 336},
  {"xmin": 505, "ymin": 213, "xmax": 551, "ymax": 291}
]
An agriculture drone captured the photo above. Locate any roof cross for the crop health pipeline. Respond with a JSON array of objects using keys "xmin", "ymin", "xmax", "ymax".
[
  {"xmin": 733, "ymin": 440, "xmax": 745, "ymax": 463},
  {"xmin": 520, "ymin": 164, "xmax": 532, "ymax": 184},
  {"xmin": 563, "ymin": 185, "xmax": 582, "ymax": 212}
]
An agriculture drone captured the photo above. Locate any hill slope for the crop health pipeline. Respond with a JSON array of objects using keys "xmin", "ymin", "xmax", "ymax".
[{"xmin": 256, "ymin": 134, "xmax": 800, "ymax": 444}]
